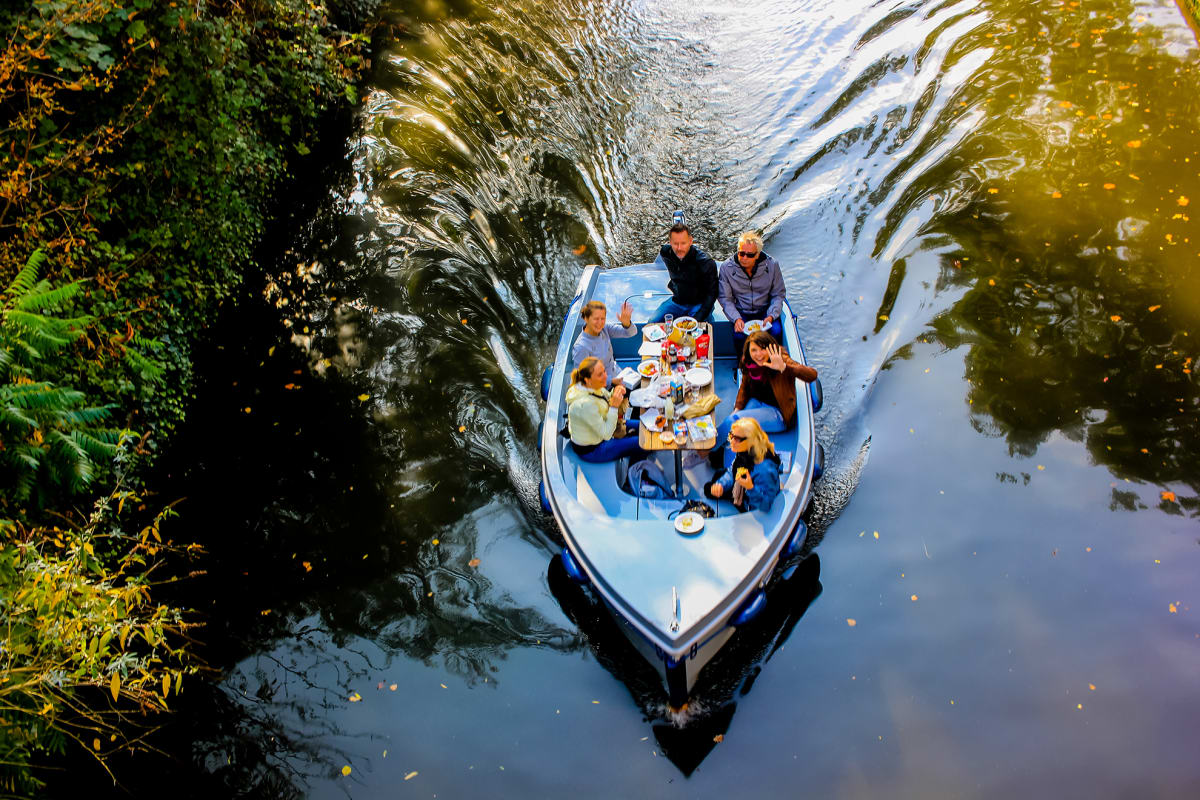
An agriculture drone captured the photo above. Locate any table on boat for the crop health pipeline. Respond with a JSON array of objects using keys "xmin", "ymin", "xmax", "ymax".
[{"xmin": 635, "ymin": 322, "xmax": 718, "ymax": 496}]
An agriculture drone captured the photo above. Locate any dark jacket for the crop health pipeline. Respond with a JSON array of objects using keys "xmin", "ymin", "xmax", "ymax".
[
  {"xmin": 718, "ymin": 252, "xmax": 787, "ymax": 322},
  {"xmin": 735, "ymin": 351, "xmax": 818, "ymax": 427},
  {"xmin": 658, "ymin": 244, "xmax": 718, "ymax": 320}
]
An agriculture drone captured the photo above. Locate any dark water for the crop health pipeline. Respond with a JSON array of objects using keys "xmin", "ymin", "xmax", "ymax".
[{"xmin": 76, "ymin": 0, "xmax": 1200, "ymax": 797}]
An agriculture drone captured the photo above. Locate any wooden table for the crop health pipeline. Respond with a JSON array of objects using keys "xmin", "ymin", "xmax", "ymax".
[{"xmin": 635, "ymin": 322, "xmax": 717, "ymax": 495}]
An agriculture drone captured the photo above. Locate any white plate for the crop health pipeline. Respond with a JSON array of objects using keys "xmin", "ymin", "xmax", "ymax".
[
  {"xmin": 674, "ymin": 511, "xmax": 705, "ymax": 535},
  {"xmin": 637, "ymin": 360, "xmax": 660, "ymax": 378},
  {"xmin": 640, "ymin": 413, "xmax": 668, "ymax": 432},
  {"xmin": 743, "ymin": 319, "xmax": 765, "ymax": 334},
  {"xmin": 685, "ymin": 367, "xmax": 712, "ymax": 387},
  {"xmin": 673, "ymin": 316, "xmax": 699, "ymax": 333},
  {"xmin": 643, "ymin": 324, "xmax": 668, "ymax": 341}
]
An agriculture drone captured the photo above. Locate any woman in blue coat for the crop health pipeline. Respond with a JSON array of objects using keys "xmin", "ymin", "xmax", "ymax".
[{"xmin": 704, "ymin": 417, "xmax": 782, "ymax": 513}]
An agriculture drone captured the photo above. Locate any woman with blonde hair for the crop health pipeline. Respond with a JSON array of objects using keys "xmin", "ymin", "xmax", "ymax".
[
  {"xmin": 704, "ymin": 417, "xmax": 782, "ymax": 512},
  {"xmin": 565, "ymin": 357, "xmax": 646, "ymax": 463}
]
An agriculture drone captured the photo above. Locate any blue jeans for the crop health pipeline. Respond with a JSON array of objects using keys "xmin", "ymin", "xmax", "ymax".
[
  {"xmin": 715, "ymin": 398, "xmax": 787, "ymax": 445},
  {"xmin": 731, "ymin": 316, "xmax": 783, "ymax": 361},
  {"xmin": 651, "ymin": 298, "xmax": 714, "ymax": 324},
  {"xmin": 574, "ymin": 420, "xmax": 646, "ymax": 463}
]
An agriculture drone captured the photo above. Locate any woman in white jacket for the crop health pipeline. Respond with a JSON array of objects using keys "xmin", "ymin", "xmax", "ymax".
[{"xmin": 565, "ymin": 357, "xmax": 646, "ymax": 463}]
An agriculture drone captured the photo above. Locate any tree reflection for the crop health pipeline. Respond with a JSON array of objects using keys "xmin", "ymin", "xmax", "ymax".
[{"xmin": 870, "ymin": 0, "xmax": 1200, "ymax": 500}]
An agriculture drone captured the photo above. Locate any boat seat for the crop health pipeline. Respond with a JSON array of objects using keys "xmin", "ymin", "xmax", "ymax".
[{"xmin": 560, "ymin": 448, "xmax": 640, "ymax": 518}]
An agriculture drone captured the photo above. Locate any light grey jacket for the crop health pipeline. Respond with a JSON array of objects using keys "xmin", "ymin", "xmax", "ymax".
[{"xmin": 718, "ymin": 252, "xmax": 787, "ymax": 322}]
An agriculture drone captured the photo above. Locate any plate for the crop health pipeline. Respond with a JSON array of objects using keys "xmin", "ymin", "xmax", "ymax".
[
  {"xmin": 673, "ymin": 316, "xmax": 698, "ymax": 333},
  {"xmin": 685, "ymin": 367, "xmax": 712, "ymax": 387},
  {"xmin": 674, "ymin": 511, "xmax": 705, "ymax": 535},
  {"xmin": 637, "ymin": 360, "xmax": 660, "ymax": 378},
  {"xmin": 658, "ymin": 431, "xmax": 675, "ymax": 444},
  {"xmin": 643, "ymin": 324, "xmax": 668, "ymax": 342},
  {"xmin": 641, "ymin": 414, "xmax": 668, "ymax": 432},
  {"xmin": 743, "ymin": 319, "xmax": 765, "ymax": 334}
]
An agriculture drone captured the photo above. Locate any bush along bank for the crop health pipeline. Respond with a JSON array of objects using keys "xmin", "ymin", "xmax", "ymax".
[{"xmin": 0, "ymin": 0, "xmax": 371, "ymax": 793}]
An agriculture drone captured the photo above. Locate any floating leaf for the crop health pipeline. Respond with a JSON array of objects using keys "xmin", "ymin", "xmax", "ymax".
[
  {"xmin": 910, "ymin": 594, "xmax": 918, "ymax": 602},
  {"xmin": 458, "ymin": 425, "xmax": 466, "ymax": 432},
  {"xmin": 1148, "ymin": 305, "xmax": 1161, "ymax": 312},
  {"xmin": 987, "ymin": 187, "xmax": 999, "ymax": 194},
  {"xmin": 1088, "ymin": 683, "xmax": 1096, "ymax": 691},
  {"xmin": 349, "ymin": 692, "xmax": 362, "ymax": 702},
  {"xmin": 405, "ymin": 771, "xmax": 419, "ymax": 780},
  {"xmin": 1178, "ymin": 196, "xmax": 1189, "ymax": 207},
  {"xmin": 341, "ymin": 765, "xmax": 352, "ymax": 776},
  {"xmin": 1051, "ymin": 191, "xmax": 1062, "ymax": 199},
  {"xmin": 1161, "ymin": 491, "xmax": 1176, "ymax": 502},
  {"xmin": 1110, "ymin": 315, "xmax": 1121, "ymax": 322},
  {"xmin": 390, "ymin": 684, "xmax": 398, "ymax": 691},
  {"xmin": 357, "ymin": 393, "xmax": 369, "ymax": 401},
  {"xmin": 1125, "ymin": 140, "xmax": 1142, "ymax": 148},
  {"xmin": 713, "ymin": 734, "xmax": 724, "ymax": 743},
  {"xmin": 1169, "ymin": 603, "xmax": 1177, "ymax": 614},
  {"xmin": 572, "ymin": 245, "xmax": 587, "ymax": 255},
  {"xmin": 302, "ymin": 561, "xmax": 312, "ymax": 572},
  {"xmin": 1103, "ymin": 183, "xmax": 1116, "ymax": 190},
  {"xmin": 468, "ymin": 558, "xmax": 481, "ymax": 567},
  {"xmin": 846, "ymin": 618, "xmax": 857, "ymax": 627}
]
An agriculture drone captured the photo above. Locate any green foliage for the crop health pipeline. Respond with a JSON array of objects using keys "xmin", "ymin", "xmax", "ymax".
[
  {"xmin": 1, "ymin": 251, "xmax": 126, "ymax": 512},
  {"xmin": 0, "ymin": 488, "xmax": 198, "ymax": 794}
]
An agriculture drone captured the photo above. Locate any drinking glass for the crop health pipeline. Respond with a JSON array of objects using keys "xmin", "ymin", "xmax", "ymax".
[{"xmin": 663, "ymin": 313, "xmax": 674, "ymax": 330}]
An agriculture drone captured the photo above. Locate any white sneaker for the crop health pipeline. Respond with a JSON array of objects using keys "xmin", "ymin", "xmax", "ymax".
[{"xmin": 682, "ymin": 451, "xmax": 708, "ymax": 469}]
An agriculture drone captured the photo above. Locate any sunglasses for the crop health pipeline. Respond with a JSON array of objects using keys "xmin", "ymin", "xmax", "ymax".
[
  {"xmin": 737, "ymin": 250, "xmax": 758, "ymax": 259},
  {"xmin": 728, "ymin": 432, "xmax": 746, "ymax": 443}
]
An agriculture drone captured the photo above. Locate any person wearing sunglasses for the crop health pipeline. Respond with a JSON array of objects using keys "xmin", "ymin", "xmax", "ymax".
[
  {"xmin": 717, "ymin": 231, "xmax": 787, "ymax": 357},
  {"xmin": 650, "ymin": 222, "xmax": 719, "ymax": 324},
  {"xmin": 704, "ymin": 418, "xmax": 782, "ymax": 512}
]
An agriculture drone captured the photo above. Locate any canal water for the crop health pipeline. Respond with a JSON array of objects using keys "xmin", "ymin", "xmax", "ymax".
[{"xmin": 86, "ymin": 0, "xmax": 1200, "ymax": 797}]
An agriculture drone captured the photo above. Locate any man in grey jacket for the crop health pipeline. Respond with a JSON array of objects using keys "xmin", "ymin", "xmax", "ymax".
[{"xmin": 718, "ymin": 231, "xmax": 786, "ymax": 357}]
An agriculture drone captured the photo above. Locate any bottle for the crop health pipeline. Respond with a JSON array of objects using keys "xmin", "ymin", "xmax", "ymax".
[{"xmin": 663, "ymin": 397, "xmax": 674, "ymax": 423}]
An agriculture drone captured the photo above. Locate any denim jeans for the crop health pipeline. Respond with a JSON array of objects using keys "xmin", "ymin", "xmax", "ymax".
[
  {"xmin": 715, "ymin": 398, "xmax": 787, "ymax": 444},
  {"xmin": 574, "ymin": 420, "xmax": 646, "ymax": 463},
  {"xmin": 650, "ymin": 298, "xmax": 714, "ymax": 324}
]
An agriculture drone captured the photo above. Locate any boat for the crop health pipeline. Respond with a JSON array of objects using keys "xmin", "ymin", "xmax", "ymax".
[{"xmin": 537, "ymin": 232, "xmax": 824, "ymax": 709}]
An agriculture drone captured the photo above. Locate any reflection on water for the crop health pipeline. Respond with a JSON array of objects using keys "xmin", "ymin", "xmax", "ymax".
[{"xmin": 67, "ymin": 0, "xmax": 1200, "ymax": 796}]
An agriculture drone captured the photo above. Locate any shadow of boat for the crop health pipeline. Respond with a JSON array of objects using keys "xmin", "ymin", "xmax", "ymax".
[{"xmin": 548, "ymin": 550, "xmax": 822, "ymax": 776}]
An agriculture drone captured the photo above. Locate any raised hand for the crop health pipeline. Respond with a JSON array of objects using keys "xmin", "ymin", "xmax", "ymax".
[
  {"xmin": 765, "ymin": 343, "xmax": 787, "ymax": 371},
  {"xmin": 619, "ymin": 301, "xmax": 633, "ymax": 327}
]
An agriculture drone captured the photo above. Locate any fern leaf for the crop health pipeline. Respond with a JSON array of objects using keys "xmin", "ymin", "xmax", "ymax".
[
  {"xmin": 70, "ymin": 430, "xmax": 119, "ymax": 462},
  {"xmin": 61, "ymin": 404, "xmax": 115, "ymax": 426},
  {"xmin": 5, "ymin": 250, "xmax": 47, "ymax": 299},
  {"xmin": 16, "ymin": 281, "xmax": 83, "ymax": 313}
]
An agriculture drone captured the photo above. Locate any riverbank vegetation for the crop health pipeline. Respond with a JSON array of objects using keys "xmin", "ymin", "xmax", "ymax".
[{"xmin": 0, "ymin": 0, "xmax": 370, "ymax": 793}]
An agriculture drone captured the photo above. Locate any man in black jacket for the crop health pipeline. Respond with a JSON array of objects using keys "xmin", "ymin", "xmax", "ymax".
[{"xmin": 651, "ymin": 223, "xmax": 719, "ymax": 323}]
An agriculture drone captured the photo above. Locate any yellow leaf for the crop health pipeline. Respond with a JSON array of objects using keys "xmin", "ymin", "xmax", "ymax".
[
  {"xmin": 404, "ymin": 771, "xmax": 419, "ymax": 780},
  {"xmin": 1126, "ymin": 140, "xmax": 1142, "ymax": 148},
  {"xmin": 988, "ymin": 278, "xmax": 996, "ymax": 286},
  {"xmin": 1110, "ymin": 315, "xmax": 1121, "ymax": 322},
  {"xmin": 713, "ymin": 734, "xmax": 724, "ymax": 743},
  {"xmin": 1088, "ymin": 683, "xmax": 1096, "ymax": 690},
  {"xmin": 162, "ymin": 673, "xmax": 170, "ymax": 698},
  {"xmin": 468, "ymin": 558, "xmax": 481, "ymax": 567},
  {"xmin": 1051, "ymin": 191, "xmax": 1062, "ymax": 198},
  {"xmin": 349, "ymin": 692, "xmax": 361, "ymax": 702},
  {"xmin": 987, "ymin": 187, "xmax": 999, "ymax": 194},
  {"xmin": 341, "ymin": 765, "xmax": 352, "ymax": 776},
  {"xmin": 1161, "ymin": 491, "xmax": 1176, "ymax": 502},
  {"xmin": 572, "ymin": 244, "xmax": 587, "ymax": 255},
  {"xmin": 357, "ymin": 393, "xmax": 369, "ymax": 401},
  {"xmin": 1178, "ymin": 196, "xmax": 1189, "ymax": 207},
  {"xmin": 302, "ymin": 561, "xmax": 312, "ymax": 572},
  {"xmin": 110, "ymin": 672, "xmax": 120, "ymax": 701},
  {"xmin": 846, "ymin": 618, "xmax": 857, "ymax": 627},
  {"xmin": 1169, "ymin": 603, "xmax": 1177, "ymax": 613},
  {"xmin": 1148, "ymin": 305, "xmax": 1161, "ymax": 312},
  {"xmin": 873, "ymin": 531, "xmax": 879, "ymax": 539},
  {"xmin": 1103, "ymin": 183, "xmax": 1116, "ymax": 190},
  {"xmin": 389, "ymin": 683, "xmax": 398, "ymax": 691},
  {"xmin": 458, "ymin": 425, "xmax": 466, "ymax": 432},
  {"xmin": 911, "ymin": 594, "xmax": 918, "ymax": 602},
  {"xmin": 93, "ymin": 738, "xmax": 101, "ymax": 751}
]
